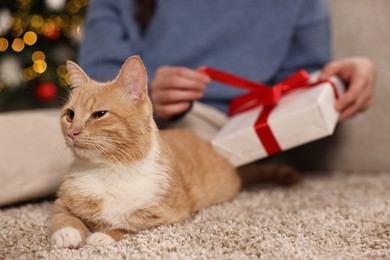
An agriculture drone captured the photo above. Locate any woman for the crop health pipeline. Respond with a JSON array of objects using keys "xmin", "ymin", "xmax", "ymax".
[{"xmin": 79, "ymin": 0, "xmax": 375, "ymax": 140}]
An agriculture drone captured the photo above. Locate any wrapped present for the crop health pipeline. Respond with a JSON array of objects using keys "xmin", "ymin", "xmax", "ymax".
[{"xmin": 205, "ymin": 68, "xmax": 345, "ymax": 167}]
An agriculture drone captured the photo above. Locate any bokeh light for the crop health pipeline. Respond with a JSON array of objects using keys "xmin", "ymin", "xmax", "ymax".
[
  {"xmin": 71, "ymin": 15, "xmax": 83, "ymax": 26},
  {"xmin": 56, "ymin": 65, "xmax": 71, "ymax": 86},
  {"xmin": 22, "ymin": 67, "xmax": 37, "ymax": 81},
  {"xmin": 23, "ymin": 31, "xmax": 37, "ymax": 45},
  {"xmin": 67, "ymin": 1, "xmax": 80, "ymax": 14},
  {"xmin": 60, "ymin": 14, "xmax": 70, "ymax": 27},
  {"xmin": 30, "ymin": 15, "xmax": 44, "ymax": 29},
  {"xmin": 11, "ymin": 38, "xmax": 25, "ymax": 52},
  {"xmin": 33, "ymin": 59, "xmax": 47, "ymax": 73},
  {"xmin": 56, "ymin": 65, "xmax": 68, "ymax": 78},
  {"xmin": 0, "ymin": 38, "xmax": 9, "ymax": 52},
  {"xmin": 32, "ymin": 51, "xmax": 45, "ymax": 62},
  {"xmin": 50, "ymin": 15, "xmax": 63, "ymax": 28},
  {"xmin": 11, "ymin": 15, "xmax": 24, "ymax": 37},
  {"xmin": 42, "ymin": 21, "xmax": 60, "ymax": 39}
]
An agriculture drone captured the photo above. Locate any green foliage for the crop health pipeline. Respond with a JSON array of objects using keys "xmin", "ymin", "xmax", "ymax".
[{"xmin": 0, "ymin": 0, "xmax": 87, "ymax": 111}]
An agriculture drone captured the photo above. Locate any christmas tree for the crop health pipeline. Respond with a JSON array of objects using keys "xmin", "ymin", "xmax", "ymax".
[{"xmin": 0, "ymin": 0, "xmax": 87, "ymax": 111}]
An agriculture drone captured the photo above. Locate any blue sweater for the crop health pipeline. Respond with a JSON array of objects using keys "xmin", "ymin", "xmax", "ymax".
[{"xmin": 79, "ymin": 0, "xmax": 330, "ymax": 113}]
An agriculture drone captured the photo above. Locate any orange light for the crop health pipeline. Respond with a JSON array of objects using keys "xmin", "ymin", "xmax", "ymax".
[
  {"xmin": 30, "ymin": 15, "xmax": 44, "ymax": 28},
  {"xmin": 11, "ymin": 38, "xmax": 25, "ymax": 52},
  {"xmin": 56, "ymin": 65, "xmax": 68, "ymax": 78},
  {"xmin": 33, "ymin": 60, "xmax": 47, "ymax": 73},
  {"xmin": 0, "ymin": 38, "xmax": 9, "ymax": 52},
  {"xmin": 22, "ymin": 67, "xmax": 37, "ymax": 81},
  {"xmin": 67, "ymin": 1, "xmax": 79, "ymax": 14},
  {"xmin": 32, "ymin": 51, "xmax": 45, "ymax": 62},
  {"xmin": 23, "ymin": 31, "xmax": 37, "ymax": 45}
]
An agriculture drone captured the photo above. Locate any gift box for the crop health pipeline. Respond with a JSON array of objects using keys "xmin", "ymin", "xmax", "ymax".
[{"xmin": 206, "ymin": 68, "xmax": 345, "ymax": 167}]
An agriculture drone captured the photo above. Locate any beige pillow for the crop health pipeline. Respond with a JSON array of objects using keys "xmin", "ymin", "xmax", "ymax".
[{"xmin": 0, "ymin": 109, "xmax": 73, "ymax": 206}]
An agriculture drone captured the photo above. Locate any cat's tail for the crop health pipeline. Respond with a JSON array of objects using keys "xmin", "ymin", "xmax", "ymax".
[{"xmin": 237, "ymin": 163, "xmax": 300, "ymax": 188}]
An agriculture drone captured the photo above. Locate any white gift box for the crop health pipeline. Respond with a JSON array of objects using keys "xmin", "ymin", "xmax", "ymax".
[{"xmin": 211, "ymin": 73, "xmax": 345, "ymax": 167}]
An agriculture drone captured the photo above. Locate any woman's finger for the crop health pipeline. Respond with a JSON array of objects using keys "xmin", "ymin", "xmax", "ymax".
[
  {"xmin": 319, "ymin": 61, "xmax": 346, "ymax": 80},
  {"xmin": 153, "ymin": 89, "xmax": 204, "ymax": 104},
  {"xmin": 338, "ymin": 86, "xmax": 371, "ymax": 121},
  {"xmin": 154, "ymin": 102, "xmax": 192, "ymax": 120},
  {"xmin": 336, "ymin": 74, "xmax": 365, "ymax": 111},
  {"xmin": 158, "ymin": 75, "xmax": 208, "ymax": 91},
  {"xmin": 157, "ymin": 66, "xmax": 211, "ymax": 85}
]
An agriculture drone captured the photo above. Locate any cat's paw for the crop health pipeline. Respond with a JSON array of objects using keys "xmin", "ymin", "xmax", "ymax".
[
  {"xmin": 51, "ymin": 227, "xmax": 83, "ymax": 249},
  {"xmin": 86, "ymin": 232, "xmax": 115, "ymax": 246}
]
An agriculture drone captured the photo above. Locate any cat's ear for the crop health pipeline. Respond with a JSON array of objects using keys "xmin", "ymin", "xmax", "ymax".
[
  {"xmin": 115, "ymin": 55, "xmax": 148, "ymax": 103},
  {"xmin": 67, "ymin": 60, "xmax": 90, "ymax": 88}
]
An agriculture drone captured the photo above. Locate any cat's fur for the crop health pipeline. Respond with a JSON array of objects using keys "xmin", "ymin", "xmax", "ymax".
[{"xmin": 50, "ymin": 56, "xmax": 299, "ymax": 248}]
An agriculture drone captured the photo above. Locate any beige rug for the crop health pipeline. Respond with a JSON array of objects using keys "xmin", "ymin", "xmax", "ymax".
[{"xmin": 1, "ymin": 171, "xmax": 389, "ymax": 259}]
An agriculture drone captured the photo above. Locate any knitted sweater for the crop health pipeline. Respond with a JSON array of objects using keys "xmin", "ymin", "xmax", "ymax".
[{"xmin": 79, "ymin": 0, "xmax": 330, "ymax": 113}]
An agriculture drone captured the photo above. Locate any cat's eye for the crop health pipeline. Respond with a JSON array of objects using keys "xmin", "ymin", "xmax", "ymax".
[
  {"xmin": 65, "ymin": 109, "xmax": 74, "ymax": 122},
  {"xmin": 92, "ymin": 111, "xmax": 107, "ymax": 120}
]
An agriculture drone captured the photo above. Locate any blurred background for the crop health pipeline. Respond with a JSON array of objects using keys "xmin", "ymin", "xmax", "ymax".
[{"xmin": 0, "ymin": 0, "xmax": 87, "ymax": 111}]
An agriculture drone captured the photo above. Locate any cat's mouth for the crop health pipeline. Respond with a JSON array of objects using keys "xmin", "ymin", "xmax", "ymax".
[{"xmin": 68, "ymin": 139, "xmax": 88, "ymax": 150}]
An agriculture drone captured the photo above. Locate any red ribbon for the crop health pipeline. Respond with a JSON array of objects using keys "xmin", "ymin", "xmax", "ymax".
[{"xmin": 202, "ymin": 68, "xmax": 339, "ymax": 156}]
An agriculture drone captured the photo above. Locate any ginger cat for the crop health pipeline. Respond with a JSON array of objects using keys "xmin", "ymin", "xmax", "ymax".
[{"xmin": 50, "ymin": 56, "xmax": 299, "ymax": 248}]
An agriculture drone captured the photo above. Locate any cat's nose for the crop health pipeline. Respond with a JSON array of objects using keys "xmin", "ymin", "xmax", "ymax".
[{"xmin": 68, "ymin": 129, "xmax": 80, "ymax": 140}]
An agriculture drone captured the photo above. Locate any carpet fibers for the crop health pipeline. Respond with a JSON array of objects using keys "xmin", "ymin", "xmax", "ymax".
[{"xmin": 1, "ymin": 172, "xmax": 389, "ymax": 259}]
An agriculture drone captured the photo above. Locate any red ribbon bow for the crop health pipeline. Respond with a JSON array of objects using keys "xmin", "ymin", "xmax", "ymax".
[{"xmin": 202, "ymin": 68, "xmax": 339, "ymax": 156}]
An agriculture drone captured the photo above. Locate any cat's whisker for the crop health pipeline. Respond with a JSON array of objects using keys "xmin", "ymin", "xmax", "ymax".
[
  {"xmin": 94, "ymin": 142, "xmax": 123, "ymax": 163},
  {"xmin": 54, "ymin": 95, "xmax": 68, "ymax": 102},
  {"xmin": 54, "ymin": 95, "xmax": 69, "ymax": 106},
  {"xmin": 57, "ymin": 78, "xmax": 71, "ymax": 91},
  {"xmin": 103, "ymin": 140, "xmax": 134, "ymax": 157},
  {"xmin": 55, "ymin": 142, "xmax": 70, "ymax": 161},
  {"xmin": 106, "ymin": 140, "xmax": 151, "ymax": 164},
  {"xmin": 95, "ymin": 141, "xmax": 133, "ymax": 164},
  {"xmin": 94, "ymin": 144, "xmax": 117, "ymax": 162}
]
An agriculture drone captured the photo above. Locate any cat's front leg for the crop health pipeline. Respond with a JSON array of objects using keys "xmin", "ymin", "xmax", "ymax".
[
  {"xmin": 86, "ymin": 229, "xmax": 126, "ymax": 246},
  {"xmin": 50, "ymin": 202, "xmax": 90, "ymax": 249}
]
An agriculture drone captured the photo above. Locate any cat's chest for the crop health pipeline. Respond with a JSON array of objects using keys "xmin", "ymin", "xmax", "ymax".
[{"xmin": 67, "ymin": 163, "xmax": 169, "ymax": 229}]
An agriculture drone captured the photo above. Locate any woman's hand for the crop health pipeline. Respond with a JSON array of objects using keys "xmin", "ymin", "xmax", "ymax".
[
  {"xmin": 150, "ymin": 66, "xmax": 211, "ymax": 120},
  {"xmin": 319, "ymin": 57, "xmax": 376, "ymax": 121}
]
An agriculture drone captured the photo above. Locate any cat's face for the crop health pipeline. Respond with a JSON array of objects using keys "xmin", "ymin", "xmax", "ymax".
[{"xmin": 61, "ymin": 56, "xmax": 155, "ymax": 164}]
